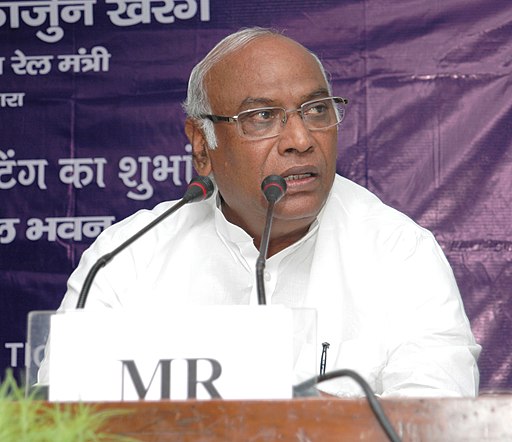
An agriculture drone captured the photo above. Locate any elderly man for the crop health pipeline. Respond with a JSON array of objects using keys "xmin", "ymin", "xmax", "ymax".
[{"xmin": 55, "ymin": 27, "xmax": 480, "ymax": 397}]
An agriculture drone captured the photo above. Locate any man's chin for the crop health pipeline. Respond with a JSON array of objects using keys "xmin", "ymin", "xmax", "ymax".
[{"xmin": 272, "ymin": 199, "xmax": 324, "ymax": 224}]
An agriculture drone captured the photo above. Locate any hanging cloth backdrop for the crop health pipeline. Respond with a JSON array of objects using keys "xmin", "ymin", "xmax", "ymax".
[{"xmin": 1, "ymin": 0, "xmax": 511, "ymax": 392}]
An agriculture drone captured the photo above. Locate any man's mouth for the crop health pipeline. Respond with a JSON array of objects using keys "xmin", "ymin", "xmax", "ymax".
[{"xmin": 283, "ymin": 173, "xmax": 315, "ymax": 182}]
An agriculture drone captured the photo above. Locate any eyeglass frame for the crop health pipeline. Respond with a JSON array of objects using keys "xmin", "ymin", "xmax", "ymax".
[{"xmin": 199, "ymin": 96, "xmax": 349, "ymax": 141}]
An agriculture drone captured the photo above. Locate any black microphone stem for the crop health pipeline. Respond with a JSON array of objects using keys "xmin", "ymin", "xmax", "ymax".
[
  {"xmin": 76, "ymin": 198, "xmax": 188, "ymax": 309},
  {"xmin": 256, "ymin": 199, "xmax": 277, "ymax": 305},
  {"xmin": 76, "ymin": 175, "xmax": 214, "ymax": 309},
  {"xmin": 255, "ymin": 175, "xmax": 287, "ymax": 305}
]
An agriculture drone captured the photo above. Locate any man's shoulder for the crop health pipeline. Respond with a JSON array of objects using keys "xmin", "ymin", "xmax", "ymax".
[
  {"xmin": 94, "ymin": 196, "xmax": 215, "ymax": 249},
  {"xmin": 327, "ymin": 175, "xmax": 433, "ymax": 248},
  {"xmin": 329, "ymin": 175, "xmax": 410, "ymax": 223}
]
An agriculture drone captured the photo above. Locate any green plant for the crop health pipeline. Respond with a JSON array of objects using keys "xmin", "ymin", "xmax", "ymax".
[{"xmin": 0, "ymin": 370, "xmax": 138, "ymax": 442}]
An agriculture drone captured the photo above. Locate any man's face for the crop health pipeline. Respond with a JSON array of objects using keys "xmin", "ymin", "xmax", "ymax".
[{"xmin": 198, "ymin": 36, "xmax": 338, "ymax": 235}]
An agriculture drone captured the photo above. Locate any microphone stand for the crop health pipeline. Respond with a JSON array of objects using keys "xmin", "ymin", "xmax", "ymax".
[
  {"xmin": 76, "ymin": 176, "xmax": 214, "ymax": 309},
  {"xmin": 256, "ymin": 198, "xmax": 277, "ymax": 305},
  {"xmin": 255, "ymin": 175, "xmax": 287, "ymax": 305}
]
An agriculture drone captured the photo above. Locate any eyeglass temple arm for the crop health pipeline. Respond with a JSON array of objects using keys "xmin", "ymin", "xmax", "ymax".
[{"xmin": 202, "ymin": 114, "xmax": 235, "ymax": 123}]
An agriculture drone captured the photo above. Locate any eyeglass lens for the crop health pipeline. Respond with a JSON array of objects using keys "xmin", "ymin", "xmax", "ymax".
[{"xmin": 238, "ymin": 97, "xmax": 344, "ymax": 139}]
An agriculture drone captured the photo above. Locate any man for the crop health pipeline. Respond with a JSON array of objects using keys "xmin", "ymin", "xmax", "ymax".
[{"xmin": 54, "ymin": 27, "xmax": 480, "ymax": 397}]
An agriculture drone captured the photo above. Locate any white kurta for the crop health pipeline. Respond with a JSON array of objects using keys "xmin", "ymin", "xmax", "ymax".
[{"xmin": 56, "ymin": 174, "xmax": 481, "ymax": 397}]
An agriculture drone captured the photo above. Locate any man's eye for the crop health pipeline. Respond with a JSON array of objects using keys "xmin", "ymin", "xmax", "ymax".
[
  {"xmin": 247, "ymin": 109, "xmax": 277, "ymax": 121},
  {"xmin": 305, "ymin": 103, "xmax": 328, "ymax": 115}
]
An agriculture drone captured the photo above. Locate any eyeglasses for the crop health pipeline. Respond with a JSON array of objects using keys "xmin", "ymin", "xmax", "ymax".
[{"xmin": 200, "ymin": 96, "xmax": 349, "ymax": 141}]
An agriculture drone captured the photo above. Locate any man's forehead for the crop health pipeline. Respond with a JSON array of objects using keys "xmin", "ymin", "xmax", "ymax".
[
  {"xmin": 220, "ymin": 35, "xmax": 314, "ymax": 69},
  {"xmin": 238, "ymin": 88, "xmax": 331, "ymax": 108},
  {"xmin": 206, "ymin": 36, "xmax": 328, "ymax": 110}
]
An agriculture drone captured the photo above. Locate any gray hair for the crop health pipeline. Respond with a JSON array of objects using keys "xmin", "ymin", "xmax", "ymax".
[{"xmin": 183, "ymin": 27, "xmax": 332, "ymax": 149}]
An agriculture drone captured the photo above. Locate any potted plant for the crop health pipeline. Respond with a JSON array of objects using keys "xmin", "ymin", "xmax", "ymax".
[{"xmin": 0, "ymin": 370, "xmax": 137, "ymax": 442}]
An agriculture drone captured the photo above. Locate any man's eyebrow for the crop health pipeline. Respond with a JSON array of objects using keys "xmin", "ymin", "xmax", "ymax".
[
  {"xmin": 301, "ymin": 88, "xmax": 331, "ymax": 102},
  {"xmin": 239, "ymin": 97, "xmax": 275, "ymax": 109},
  {"xmin": 238, "ymin": 88, "xmax": 331, "ymax": 110}
]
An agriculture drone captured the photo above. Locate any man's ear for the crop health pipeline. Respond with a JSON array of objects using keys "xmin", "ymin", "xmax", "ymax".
[{"xmin": 185, "ymin": 118, "xmax": 212, "ymax": 176}]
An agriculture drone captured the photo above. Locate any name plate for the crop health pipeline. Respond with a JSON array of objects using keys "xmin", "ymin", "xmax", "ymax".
[{"xmin": 48, "ymin": 305, "xmax": 294, "ymax": 401}]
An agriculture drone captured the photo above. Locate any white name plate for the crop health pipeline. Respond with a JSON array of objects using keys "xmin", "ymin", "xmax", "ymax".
[{"xmin": 49, "ymin": 305, "xmax": 294, "ymax": 401}]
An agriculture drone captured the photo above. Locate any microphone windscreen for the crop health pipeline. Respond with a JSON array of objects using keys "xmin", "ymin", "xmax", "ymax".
[
  {"xmin": 183, "ymin": 176, "xmax": 215, "ymax": 203},
  {"xmin": 261, "ymin": 175, "xmax": 287, "ymax": 203}
]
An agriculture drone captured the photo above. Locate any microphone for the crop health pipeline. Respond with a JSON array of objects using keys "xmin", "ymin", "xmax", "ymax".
[
  {"xmin": 256, "ymin": 175, "xmax": 287, "ymax": 305},
  {"xmin": 76, "ymin": 176, "xmax": 215, "ymax": 308}
]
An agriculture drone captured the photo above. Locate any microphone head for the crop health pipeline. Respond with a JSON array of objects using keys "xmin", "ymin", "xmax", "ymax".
[
  {"xmin": 261, "ymin": 175, "xmax": 287, "ymax": 203},
  {"xmin": 183, "ymin": 176, "xmax": 215, "ymax": 203}
]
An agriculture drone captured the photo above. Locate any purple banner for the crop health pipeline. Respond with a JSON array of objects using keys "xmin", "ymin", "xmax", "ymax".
[{"xmin": 1, "ymin": 0, "xmax": 511, "ymax": 392}]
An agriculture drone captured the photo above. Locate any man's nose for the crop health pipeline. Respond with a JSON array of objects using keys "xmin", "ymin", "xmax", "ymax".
[{"xmin": 277, "ymin": 110, "xmax": 314, "ymax": 154}]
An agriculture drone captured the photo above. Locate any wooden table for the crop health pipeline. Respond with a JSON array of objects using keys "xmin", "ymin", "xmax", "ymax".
[{"xmin": 88, "ymin": 395, "xmax": 512, "ymax": 441}]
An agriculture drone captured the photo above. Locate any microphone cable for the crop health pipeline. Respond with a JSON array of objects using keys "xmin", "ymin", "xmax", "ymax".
[{"xmin": 293, "ymin": 369, "xmax": 401, "ymax": 442}]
